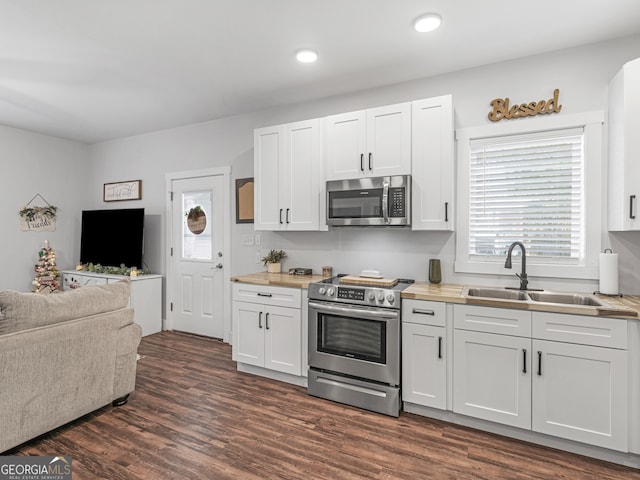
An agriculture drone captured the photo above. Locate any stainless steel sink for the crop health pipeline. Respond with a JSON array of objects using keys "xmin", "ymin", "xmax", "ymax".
[
  {"xmin": 527, "ymin": 292, "xmax": 603, "ymax": 306},
  {"xmin": 463, "ymin": 287, "xmax": 529, "ymax": 301},
  {"xmin": 462, "ymin": 285, "xmax": 608, "ymax": 309}
]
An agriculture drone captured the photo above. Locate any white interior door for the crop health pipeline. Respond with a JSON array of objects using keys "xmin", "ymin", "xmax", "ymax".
[{"xmin": 171, "ymin": 175, "xmax": 225, "ymax": 338}]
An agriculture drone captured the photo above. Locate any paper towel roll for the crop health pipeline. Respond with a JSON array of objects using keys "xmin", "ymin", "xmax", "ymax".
[{"xmin": 599, "ymin": 252, "xmax": 619, "ymax": 295}]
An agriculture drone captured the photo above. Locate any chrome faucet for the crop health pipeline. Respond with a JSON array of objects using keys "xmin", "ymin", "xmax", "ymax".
[{"xmin": 505, "ymin": 241, "xmax": 528, "ymax": 290}]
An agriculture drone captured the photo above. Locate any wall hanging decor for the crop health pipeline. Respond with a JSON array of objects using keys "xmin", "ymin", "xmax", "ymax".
[
  {"xmin": 236, "ymin": 178, "xmax": 254, "ymax": 223},
  {"xmin": 19, "ymin": 193, "xmax": 57, "ymax": 232},
  {"xmin": 103, "ymin": 179, "xmax": 142, "ymax": 202},
  {"xmin": 185, "ymin": 205, "xmax": 207, "ymax": 235},
  {"xmin": 488, "ymin": 88, "xmax": 562, "ymax": 122}
]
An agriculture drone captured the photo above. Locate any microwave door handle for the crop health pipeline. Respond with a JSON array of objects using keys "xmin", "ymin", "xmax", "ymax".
[{"xmin": 382, "ymin": 180, "xmax": 389, "ymax": 224}]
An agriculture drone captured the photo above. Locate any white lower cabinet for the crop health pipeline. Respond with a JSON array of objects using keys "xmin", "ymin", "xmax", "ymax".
[
  {"xmin": 531, "ymin": 340, "xmax": 628, "ymax": 451},
  {"xmin": 452, "ymin": 305, "xmax": 629, "ymax": 452},
  {"xmin": 402, "ymin": 300, "xmax": 447, "ymax": 409},
  {"xmin": 232, "ymin": 284, "xmax": 302, "ymax": 377},
  {"xmin": 453, "ymin": 329, "xmax": 531, "ymax": 429}
]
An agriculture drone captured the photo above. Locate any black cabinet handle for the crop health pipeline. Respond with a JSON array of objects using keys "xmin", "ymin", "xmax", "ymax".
[
  {"xmin": 368, "ymin": 152, "xmax": 372, "ymax": 171},
  {"xmin": 537, "ymin": 351, "xmax": 542, "ymax": 376},
  {"xmin": 257, "ymin": 292, "xmax": 273, "ymax": 297},
  {"xmin": 265, "ymin": 312, "xmax": 270, "ymax": 330},
  {"xmin": 631, "ymin": 195, "xmax": 636, "ymax": 219},
  {"xmin": 286, "ymin": 208, "xmax": 290, "ymax": 224},
  {"xmin": 360, "ymin": 153, "xmax": 364, "ymax": 172},
  {"xmin": 279, "ymin": 208, "xmax": 283, "ymax": 224},
  {"xmin": 445, "ymin": 202, "xmax": 449, "ymax": 222},
  {"xmin": 412, "ymin": 308, "xmax": 435, "ymax": 316},
  {"xmin": 438, "ymin": 336, "xmax": 443, "ymax": 359},
  {"xmin": 258, "ymin": 311, "xmax": 263, "ymax": 329},
  {"xmin": 522, "ymin": 348, "xmax": 527, "ymax": 374}
]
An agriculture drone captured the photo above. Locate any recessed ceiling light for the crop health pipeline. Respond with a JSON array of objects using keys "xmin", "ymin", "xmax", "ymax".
[
  {"xmin": 296, "ymin": 49, "xmax": 318, "ymax": 63},
  {"xmin": 413, "ymin": 13, "xmax": 442, "ymax": 33}
]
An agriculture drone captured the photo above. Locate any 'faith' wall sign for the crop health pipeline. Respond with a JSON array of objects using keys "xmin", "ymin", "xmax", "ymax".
[{"xmin": 488, "ymin": 89, "xmax": 562, "ymax": 122}]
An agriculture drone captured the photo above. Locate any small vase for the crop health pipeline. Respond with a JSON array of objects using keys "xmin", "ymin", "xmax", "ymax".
[
  {"xmin": 428, "ymin": 259, "xmax": 441, "ymax": 284},
  {"xmin": 267, "ymin": 262, "xmax": 281, "ymax": 273}
]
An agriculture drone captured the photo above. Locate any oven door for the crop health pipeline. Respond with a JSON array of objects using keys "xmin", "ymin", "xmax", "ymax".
[{"xmin": 308, "ymin": 300, "xmax": 400, "ymax": 385}]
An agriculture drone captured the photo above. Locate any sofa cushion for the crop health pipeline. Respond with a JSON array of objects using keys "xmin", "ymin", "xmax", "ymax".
[{"xmin": 0, "ymin": 278, "xmax": 131, "ymax": 335}]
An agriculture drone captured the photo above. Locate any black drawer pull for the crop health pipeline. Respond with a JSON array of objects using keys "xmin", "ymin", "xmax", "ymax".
[
  {"xmin": 265, "ymin": 312, "xmax": 270, "ymax": 330},
  {"xmin": 258, "ymin": 311, "xmax": 263, "ymax": 329},
  {"xmin": 522, "ymin": 348, "xmax": 527, "ymax": 374},
  {"xmin": 360, "ymin": 153, "xmax": 364, "ymax": 172},
  {"xmin": 257, "ymin": 292, "xmax": 273, "ymax": 297},
  {"xmin": 631, "ymin": 195, "xmax": 636, "ymax": 219},
  {"xmin": 412, "ymin": 308, "xmax": 435, "ymax": 316},
  {"xmin": 445, "ymin": 202, "xmax": 449, "ymax": 222},
  {"xmin": 438, "ymin": 336, "xmax": 443, "ymax": 359},
  {"xmin": 368, "ymin": 152, "xmax": 372, "ymax": 170}
]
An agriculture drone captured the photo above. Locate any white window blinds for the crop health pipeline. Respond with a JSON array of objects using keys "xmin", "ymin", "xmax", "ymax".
[{"xmin": 468, "ymin": 128, "xmax": 584, "ymax": 260}]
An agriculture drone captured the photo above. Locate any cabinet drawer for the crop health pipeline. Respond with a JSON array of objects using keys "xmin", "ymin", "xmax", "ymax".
[
  {"xmin": 402, "ymin": 299, "xmax": 446, "ymax": 327},
  {"xmin": 454, "ymin": 304, "xmax": 531, "ymax": 337},
  {"xmin": 232, "ymin": 283, "xmax": 301, "ymax": 308},
  {"xmin": 532, "ymin": 312, "xmax": 627, "ymax": 349}
]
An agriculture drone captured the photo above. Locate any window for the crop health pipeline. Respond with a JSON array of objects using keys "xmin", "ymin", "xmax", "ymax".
[
  {"xmin": 469, "ymin": 128, "xmax": 583, "ymax": 261},
  {"xmin": 455, "ymin": 113, "xmax": 603, "ymax": 280}
]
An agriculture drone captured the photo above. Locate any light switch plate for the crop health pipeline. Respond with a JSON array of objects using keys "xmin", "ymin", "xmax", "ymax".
[
  {"xmin": 241, "ymin": 235, "xmax": 254, "ymax": 246},
  {"xmin": 254, "ymin": 234, "xmax": 261, "ymax": 246}
]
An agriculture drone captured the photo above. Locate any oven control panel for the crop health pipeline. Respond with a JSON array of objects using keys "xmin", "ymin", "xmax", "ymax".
[
  {"xmin": 337, "ymin": 287, "xmax": 364, "ymax": 301},
  {"xmin": 309, "ymin": 282, "xmax": 401, "ymax": 309}
]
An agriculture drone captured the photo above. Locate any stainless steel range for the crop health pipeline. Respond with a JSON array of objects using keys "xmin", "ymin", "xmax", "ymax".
[{"xmin": 307, "ymin": 275, "xmax": 413, "ymax": 417}]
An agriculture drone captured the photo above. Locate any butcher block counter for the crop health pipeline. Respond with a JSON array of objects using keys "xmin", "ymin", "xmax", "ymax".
[
  {"xmin": 403, "ymin": 282, "xmax": 640, "ymax": 319},
  {"xmin": 230, "ymin": 272, "xmax": 326, "ymax": 289},
  {"xmin": 230, "ymin": 273, "xmax": 640, "ymax": 319}
]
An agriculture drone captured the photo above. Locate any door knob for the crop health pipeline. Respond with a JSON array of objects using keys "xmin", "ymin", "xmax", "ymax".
[{"xmin": 213, "ymin": 263, "xmax": 223, "ymax": 269}]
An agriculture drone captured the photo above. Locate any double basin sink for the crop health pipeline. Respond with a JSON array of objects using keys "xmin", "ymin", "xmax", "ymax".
[{"xmin": 463, "ymin": 287, "xmax": 607, "ymax": 308}]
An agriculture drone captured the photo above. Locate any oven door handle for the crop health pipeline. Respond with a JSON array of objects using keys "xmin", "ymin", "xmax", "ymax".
[{"xmin": 308, "ymin": 300, "xmax": 399, "ymax": 321}]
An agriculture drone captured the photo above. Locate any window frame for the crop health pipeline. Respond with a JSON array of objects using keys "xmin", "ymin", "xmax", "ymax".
[{"xmin": 455, "ymin": 111, "xmax": 604, "ymax": 280}]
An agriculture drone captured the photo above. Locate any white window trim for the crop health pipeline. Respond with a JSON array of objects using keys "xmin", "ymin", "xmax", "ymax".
[{"xmin": 455, "ymin": 111, "xmax": 604, "ymax": 280}]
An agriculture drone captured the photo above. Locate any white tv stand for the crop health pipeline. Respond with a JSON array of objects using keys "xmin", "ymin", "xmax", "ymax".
[{"xmin": 62, "ymin": 270, "xmax": 162, "ymax": 337}]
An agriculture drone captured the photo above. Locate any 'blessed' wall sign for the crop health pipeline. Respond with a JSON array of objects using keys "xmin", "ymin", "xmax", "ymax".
[{"xmin": 488, "ymin": 89, "xmax": 562, "ymax": 122}]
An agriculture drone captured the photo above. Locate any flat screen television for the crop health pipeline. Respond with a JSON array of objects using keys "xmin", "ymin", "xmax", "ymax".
[{"xmin": 80, "ymin": 208, "xmax": 145, "ymax": 268}]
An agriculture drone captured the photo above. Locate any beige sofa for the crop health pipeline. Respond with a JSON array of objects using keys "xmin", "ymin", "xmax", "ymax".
[{"xmin": 0, "ymin": 278, "xmax": 142, "ymax": 453}]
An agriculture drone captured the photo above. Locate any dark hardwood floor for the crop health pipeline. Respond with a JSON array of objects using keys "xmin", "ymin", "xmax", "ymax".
[{"xmin": 7, "ymin": 331, "xmax": 640, "ymax": 479}]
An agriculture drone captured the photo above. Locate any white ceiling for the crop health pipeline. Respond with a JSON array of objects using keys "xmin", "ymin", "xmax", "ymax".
[{"xmin": 1, "ymin": 0, "xmax": 640, "ymax": 144}]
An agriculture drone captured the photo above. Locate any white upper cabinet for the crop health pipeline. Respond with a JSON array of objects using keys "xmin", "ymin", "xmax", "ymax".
[
  {"xmin": 254, "ymin": 119, "xmax": 323, "ymax": 231},
  {"xmin": 325, "ymin": 102, "xmax": 411, "ymax": 180},
  {"xmin": 411, "ymin": 95, "xmax": 454, "ymax": 231},
  {"xmin": 608, "ymin": 57, "xmax": 640, "ymax": 231}
]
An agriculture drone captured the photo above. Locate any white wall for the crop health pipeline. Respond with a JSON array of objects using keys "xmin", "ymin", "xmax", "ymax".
[
  {"xmin": 0, "ymin": 125, "xmax": 89, "ymax": 290},
  {"xmin": 86, "ymin": 34, "xmax": 640, "ymax": 295}
]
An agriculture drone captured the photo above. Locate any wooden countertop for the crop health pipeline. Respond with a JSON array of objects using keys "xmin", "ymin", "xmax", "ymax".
[
  {"xmin": 230, "ymin": 272, "xmax": 326, "ymax": 289},
  {"xmin": 403, "ymin": 282, "xmax": 640, "ymax": 319},
  {"xmin": 230, "ymin": 274, "xmax": 640, "ymax": 319}
]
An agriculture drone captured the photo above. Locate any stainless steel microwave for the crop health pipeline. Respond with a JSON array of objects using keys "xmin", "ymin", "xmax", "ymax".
[{"xmin": 326, "ymin": 175, "xmax": 411, "ymax": 226}]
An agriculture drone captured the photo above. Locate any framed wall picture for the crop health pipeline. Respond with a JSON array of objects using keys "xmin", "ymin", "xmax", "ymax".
[
  {"xmin": 235, "ymin": 178, "xmax": 254, "ymax": 223},
  {"xmin": 104, "ymin": 180, "xmax": 142, "ymax": 202}
]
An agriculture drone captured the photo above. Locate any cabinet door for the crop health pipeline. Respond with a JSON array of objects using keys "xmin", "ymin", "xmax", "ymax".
[
  {"xmin": 608, "ymin": 57, "xmax": 640, "ymax": 231},
  {"xmin": 283, "ymin": 119, "xmax": 322, "ymax": 230},
  {"xmin": 402, "ymin": 323, "xmax": 446, "ymax": 409},
  {"xmin": 453, "ymin": 330, "xmax": 531, "ymax": 429},
  {"xmin": 532, "ymin": 339, "xmax": 628, "ymax": 452},
  {"xmin": 366, "ymin": 102, "xmax": 411, "ymax": 177},
  {"xmin": 264, "ymin": 305, "xmax": 301, "ymax": 375},
  {"xmin": 325, "ymin": 110, "xmax": 367, "ymax": 180},
  {"xmin": 232, "ymin": 301, "xmax": 265, "ymax": 367},
  {"xmin": 254, "ymin": 125, "xmax": 284, "ymax": 230},
  {"xmin": 411, "ymin": 95, "xmax": 454, "ymax": 230}
]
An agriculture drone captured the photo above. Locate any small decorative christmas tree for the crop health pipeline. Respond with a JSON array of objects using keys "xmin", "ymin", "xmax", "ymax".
[{"xmin": 33, "ymin": 240, "xmax": 60, "ymax": 294}]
